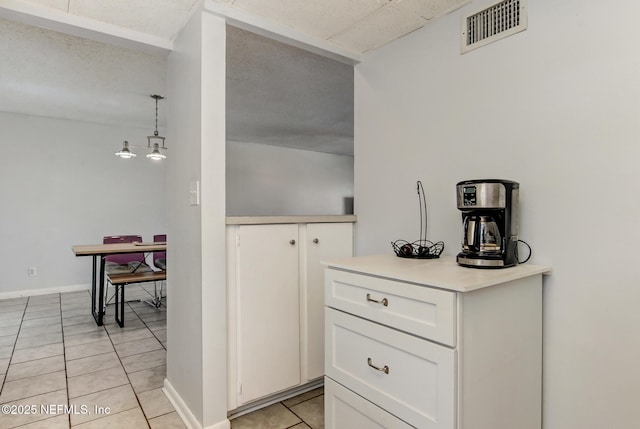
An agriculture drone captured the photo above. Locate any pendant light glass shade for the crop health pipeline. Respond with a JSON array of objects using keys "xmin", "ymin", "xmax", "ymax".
[
  {"xmin": 115, "ymin": 141, "xmax": 136, "ymax": 158},
  {"xmin": 147, "ymin": 142, "xmax": 167, "ymax": 160}
]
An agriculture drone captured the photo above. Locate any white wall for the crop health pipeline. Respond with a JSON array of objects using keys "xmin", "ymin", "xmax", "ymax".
[
  {"xmin": 166, "ymin": 6, "xmax": 228, "ymax": 429},
  {"xmin": 200, "ymin": 10, "xmax": 229, "ymax": 429},
  {"xmin": 226, "ymin": 141, "xmax": 354, "ymax": 216},
  {"xmin": 166, "ymin": 6, "xmax": 204, "ymax": 426},
  {"xmin": 354, "ymin": 1, "xmax": 639, "ymax": 428},
  {"xmin": 0, "ymin": 111, "xmax": 166, "ymax": 296}
]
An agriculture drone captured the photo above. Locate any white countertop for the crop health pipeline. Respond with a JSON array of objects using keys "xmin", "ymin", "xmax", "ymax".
[
  {"xmin": 226, "ymin": 215, "xmax": 357, "ymax": 225},
  {"xmin": 324, "ymin": 254, "xmax": 551, "ymax": 293}
]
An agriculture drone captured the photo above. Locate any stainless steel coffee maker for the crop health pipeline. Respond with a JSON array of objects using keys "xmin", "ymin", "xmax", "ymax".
[{"xmin": 456, "ymin": 179, "xmax": 519, "ymax": 268}]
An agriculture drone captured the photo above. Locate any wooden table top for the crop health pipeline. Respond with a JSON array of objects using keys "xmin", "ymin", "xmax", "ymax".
[{"xmin": 72, "ymin": 242, "xmax": 166, "ymax": 256}]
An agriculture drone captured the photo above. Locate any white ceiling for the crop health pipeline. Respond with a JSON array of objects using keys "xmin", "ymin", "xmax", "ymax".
[
  {"xmin": 6, "ymin": 0, "xmax": 469, "ymax": 53},
  {"xmin": 0, "ymin": 0, "xmax": 470, "ymax": 156},
  {"xmin": 222, "ymin": 0, "xmax": 469, "ymax": 53},
  {"xmin": 0, "ymin": 17, "xmax": 167, "ymax": 129}
]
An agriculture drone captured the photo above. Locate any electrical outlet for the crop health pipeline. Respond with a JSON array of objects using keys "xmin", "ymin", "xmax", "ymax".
[{"xmin": 28, "ymin": 267, "xmax": 37, "ymax": 277}]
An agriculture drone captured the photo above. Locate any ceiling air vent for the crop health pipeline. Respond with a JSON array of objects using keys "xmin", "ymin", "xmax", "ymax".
[{"xmin": 461, "ymin": 0, "xmax": 527, "ymax": 54}]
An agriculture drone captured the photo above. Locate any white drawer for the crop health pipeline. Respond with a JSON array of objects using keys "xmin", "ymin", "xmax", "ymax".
[
  {"xmin": 325, "ymin": 377, "xmax": 414, "ymax": 429},
  {"xmin": 325, "ymin": 269, "xmax": 457, "ymax": 346},
  {"xmin": 325, "ymin": 308, "xmax": 455, "ymax": 429}
]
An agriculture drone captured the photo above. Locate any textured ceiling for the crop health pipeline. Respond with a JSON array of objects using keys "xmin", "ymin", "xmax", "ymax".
[
  {"xmin": 8, "ymin": 0, "xmax": 470, "ymax": 53},
  {"xmin": 224, "ymin": 0, "xmax": 469, "ymax": 53},
  {"xmin": 0, "ymin": 17, "xmax": 167, "ymax": 129},
  {"xmin": 5, "ymin": 0, "xmax": 201, "ymax": 41},
  {"xmin": 0, "ymin": 0, "xmax": 470, "ymax": 156}
]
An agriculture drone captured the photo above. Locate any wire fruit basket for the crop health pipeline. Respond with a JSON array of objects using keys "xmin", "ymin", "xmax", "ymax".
[
  {"xmin": 391, "ymin": 181, "xmax": 444, "ymax": 259},
  {"xmin": 392, "ymin": 239, "xmax": 444, "ymax": 259}
]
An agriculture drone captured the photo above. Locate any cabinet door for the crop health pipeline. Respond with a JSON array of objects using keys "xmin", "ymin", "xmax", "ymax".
[
  {"xmin": 303, "ymin": 223, "xmax": 353, "ymax": 381},
  {"xmin": 326, "ymin": 308, "xmax": 455, "ymax": 429},
  {"xmin": 235, "ymin": 224, "xmax": 301, "ymax": 404},
  {"xmin": 325, "ymin": 377, "xmax": 414, "ymax": 429}
]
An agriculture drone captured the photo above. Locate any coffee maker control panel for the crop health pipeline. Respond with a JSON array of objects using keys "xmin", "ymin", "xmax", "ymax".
[
  {"xmin": 462, "ymin": 186, "xmax": 477, "ymax": 206},
  {"xmin": 457, "ymin": 181, "xmax": 508, "ymax": 209}
]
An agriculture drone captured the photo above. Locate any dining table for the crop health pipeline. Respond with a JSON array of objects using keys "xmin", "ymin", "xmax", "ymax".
[{"xmin": 71, "ymin": 242, "xmax": 167, "ymax": 326}]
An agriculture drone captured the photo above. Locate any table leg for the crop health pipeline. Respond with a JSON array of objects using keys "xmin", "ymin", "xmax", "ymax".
[
  {"xmin": 115, "ymin": 284, "xmax": 125, "ymax": 328},
  {"xmin": 97, "ymin": 256, "xmax": 105, "ymax": 325},
  {"xmin": 91, "ymin": 255, "xmax": 99, "ymax": 325},
  {"xmin": 91, "ymin": 255, "xmax": 106, "ymax": 326}
]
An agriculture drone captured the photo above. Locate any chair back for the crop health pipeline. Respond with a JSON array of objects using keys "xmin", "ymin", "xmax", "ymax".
[
  {"xmin": 153, "ymin": 234, "xmax": 166, "ymax": 270},
  {"xmin": 103, "ymin": 235, "xmax": 145, "ymax": 265}
]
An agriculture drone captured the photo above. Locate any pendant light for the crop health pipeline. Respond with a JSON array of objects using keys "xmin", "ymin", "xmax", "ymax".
[
  {"xmin": 115, "ymin": 94, "xmax": 167, "ymax": 160},
  {"xmin": 115, "ymin": 141, "xmax": 136, "ymax": 158},
  {"xmin": 147, "ymin": 143, "xmax": 166, "ymax": 160},
  {"xmin": 145, "ymin": 95, "xmax": 167, "ymax": 160}
]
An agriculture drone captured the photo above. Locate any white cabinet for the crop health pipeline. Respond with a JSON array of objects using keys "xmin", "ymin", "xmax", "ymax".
[
  {"xmin": 325, "ymin": 255, "xmax": 548, "ymax": 429},
  {"xmin": 325, "ymin": 377, "xmax": 414, "ymax": 429},
  {"xmin": 231, "ymin": 224, "xmax": 301, "ymax": 405},
  {"xmin": 302, "ymin": 222, "xmax": 354, "ymax": 381},
  {"xmin": 326, "ymin": 307, "xmax": 455, "ymax": 429},
  {"xmin": 227, "ymin": 220, "xmax": 353, "ymax": 410}
]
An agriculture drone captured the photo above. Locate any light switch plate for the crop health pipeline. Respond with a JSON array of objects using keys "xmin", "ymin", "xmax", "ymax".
[{"xmin": 190, "ymin": 180, "xmax": 200, "ymax": 206}]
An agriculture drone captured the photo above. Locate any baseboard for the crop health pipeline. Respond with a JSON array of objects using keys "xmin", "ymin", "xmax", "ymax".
[
  {"xmin": 163, "ymin": 379, "xmax": 201, "ymax": 429},
  {"xmin": 163, "ymin": 378, "xmax": 230, "ymax": 429},
  {"xmin": 0, "ymin": 283, "xmax": 90, "ymax": 300},
  {"xmin": 205, "ymin": 419, "xmax": 231, "ymax": 429}
]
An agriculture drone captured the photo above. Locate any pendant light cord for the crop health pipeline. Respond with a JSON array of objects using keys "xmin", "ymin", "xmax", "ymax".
[{"xmin": 154, "ymin": 96, "xmax": 159, "ymax": 137}]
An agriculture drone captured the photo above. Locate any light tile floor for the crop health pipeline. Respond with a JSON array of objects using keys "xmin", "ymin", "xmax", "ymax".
[
  {"xmin": 230, "ymin": 388, "xmax": 324, "ymax": 429},
  {"xmin": 0, "ymin": 288, "xmax": 324, "ymax": 429},
  {"xmin": 0, "ymin": 287, "xmax": 178, "ymax": 429}
]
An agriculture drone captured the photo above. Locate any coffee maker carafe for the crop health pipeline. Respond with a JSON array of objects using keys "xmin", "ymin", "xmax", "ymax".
[{"xmin": 456, "ymin": 179, "xmax": 519, "ymax": 268}]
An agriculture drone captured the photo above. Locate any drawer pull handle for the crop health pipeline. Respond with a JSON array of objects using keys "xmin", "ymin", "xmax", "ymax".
[
  {"xmin": 367, "ymin": 358, "xmax": 390, "ymax": 374},
  {"xmin": 366, "ymin": 293, "xmax": 388, "ymax": 307}
]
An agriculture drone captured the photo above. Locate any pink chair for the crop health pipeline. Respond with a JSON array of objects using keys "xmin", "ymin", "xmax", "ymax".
[
  {"xmin": 103, "ymin": 235, "xmax": 151, "ymax": 273},
  {"xmin": 147, "ymin": 234, "xmax": 167, "ymax": 308},
  {"xmin": 103, "ymin": 235, "xmax": 152, "ymax": 306},
  {"xmin": 153, "ymin": 234, "xmax": 166, "ymax": 270}
]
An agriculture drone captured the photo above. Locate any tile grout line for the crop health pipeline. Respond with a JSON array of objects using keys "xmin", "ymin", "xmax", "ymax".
[
  {"xmin": 128, "ymin": 295, "xmax": 171, "ymax": 408},
  {"xmin": 136, "ymin": 301, "xmax": 167, "ymax": 352},
  {"xmin": 122, "ymin": 294, "xmax": 176, "ymax": 423},
  {"xmin": 2, "ymin": 295, "xmax": 66, "ymax": 428},
  {"xmin": 66, "ymin": 291, "xmax": 149, "ymax": 427},
  {"xmin": 72, "ymin": 290, "xmax": 163, "ymax": 427},
  {"xmin": 282, "ymin": 396, "xmax": 320, "ymax": 429},
  {"xmin": 0, "ymin": 297, "xmax": 28, "ymax": 402},
  {"xmin": 287, "ymin": 390, "xmax": 325, "ymax": 428},
  {"xmin": 63, "ymin": 290, "xmax": 135, "ymax": 428},
  {"xmin": 121, "ymin": 296, "xmax": 176, "ymax": 423},
  {"xmin": 3, "ymin": 291, "xmax": 320, "ymax": 429},
  {"xmin": 125, "ymin": 300, "xmax": 173, "ymax": 423},
  {"xmin": 104, "ymin": 299, "xmax": 152, "ymax": 429},
  {"xmin": 60, "ymin": 292, "xmax": 72, "ymax": 428},
  {"xmin": 0, "ymin": 291, "xmax": 171, "ymax": 428},
  {"xmin": 130, "ymin": 285, "xmax": 168, "ymax": 349}
]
